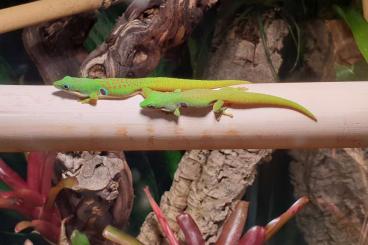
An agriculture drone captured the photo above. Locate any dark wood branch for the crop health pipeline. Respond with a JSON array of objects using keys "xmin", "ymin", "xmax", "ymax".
[{"xmin": 80, "ymin": 0, "xmax": 216, "ymax": 78}]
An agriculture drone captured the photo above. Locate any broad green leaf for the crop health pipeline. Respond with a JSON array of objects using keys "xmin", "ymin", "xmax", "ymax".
[
  {"xmin": 335, "ymin": 61, "xmax": 368, "ymax": 80},
  {"xmin": 188, "ymin": 9, "xmax": 217, "ymax": 78},
  {"xmin": 84, "ymin": 6, "xmax": 126, "ymax": 51},
  {"xmin": 125, "ymin": 152, "xmax": 160, "ymax": 235},
  {"xmin": 335, "ymin": 6, "xmax": 368, "ymax": 63},
  {"xmin": 71, "ymin": 230, "xmax": 90, "ymax": 245},
  {"xmin": 149, "ymin": 58, "xmax": 179, "ymax": 77},
  {"xmin": 0, "ymin": 57, "xmax": 14, "ymax": 84},
  {"xmin": 161, "ymin": 151, "xmax": 183, "ymax": 179}
]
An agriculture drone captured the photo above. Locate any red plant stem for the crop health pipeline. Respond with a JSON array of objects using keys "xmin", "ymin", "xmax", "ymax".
[
  {"xmin": 16, "ymin": 220, "xmax": 60, "ymax": 243},
  {"xmin": 238, "ymin": 226, "xmax": 266, "ymax": 245},
  {"xmin": 32, "ymin": 220, "xmax": 60, "ymax": 243},
  {"xmin": 15, "ymin": 188, "xmax": 44, "ymax": 207},
  {"xmin": 0, "ymin": 189, "xmax": 44, "ymax": 211},
  {"xmin": 216, "ymin": 201, "xmax": 249, "ymax": 245},
  {"xmin": 40, "ymin": 152, "xmax": 56, "ymax": 196},
  {"xmin": 32, "ymin": 206, "xmax": 60, "ymax": 225},
  {"xmin": 27, "ymin": 152, "xmax": 45, "ymax": 192},
  {"xmin": 176, "ymin": 213, "xmax": 205, "ymax": 245},
  {"xmin": 0, "ymin": 158, "xmax": 28, "ymax": 189},
  {"xmin": 265, "ymin": 196, "xmax": 309, "ymax": 241},
  {"xmin": 0, "ymin": 191, "xmax": 16, "ymax": 199},
  {"xmin": 143, "ymin": 186, "xmax": 179, "ymax": 245},
  {"xmin": 0, "ymin": 197, "xmax": 34, "ymax": 217}
]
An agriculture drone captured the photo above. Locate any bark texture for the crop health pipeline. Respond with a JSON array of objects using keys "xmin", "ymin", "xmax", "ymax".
[
  {"xmin": 290, "ymin": 149, "xmax": 368, "ymax": 245},
  {"xmin": 204, "ymin": 11, "xmax": 289, "ymax": 82},
  {"xmin": 80, "ymin": 0, "xmax": 218, "ymax": 78},
  {"xmin": 56, "ymin": 151, "xmax": 134, "ymax": 245},
  {"xmin": 22, "ymin": 14, "xmax": 94, "ymax": 84}
]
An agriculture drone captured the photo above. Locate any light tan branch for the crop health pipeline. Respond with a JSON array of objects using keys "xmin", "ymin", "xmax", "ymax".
[
  {"xmin": 0, "ymin": 82, "xmax": 367, "ymax": 151},
  {"xmin": 0, "ymin": 0, "xmax": 121, "ymax": 34}
]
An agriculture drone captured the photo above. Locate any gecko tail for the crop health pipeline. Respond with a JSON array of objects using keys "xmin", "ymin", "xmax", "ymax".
[{"xmin": 236, "ymin": 92, "xmax": 317, "ymax": 122}]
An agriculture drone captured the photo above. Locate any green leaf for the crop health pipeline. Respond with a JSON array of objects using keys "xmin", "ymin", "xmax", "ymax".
[
  {"xmin": 0, "ymin": 56, "xmax": 15, "ymax": 85},
  {"xmin": 71, "ymin": 230, "xmax": 90, "ymax": 245},
  {"xmin": 188, "ymin": 8, "xmax": 218, "ymax": 78},
  {"xmin": 84, "ymin": 6, "xmax": 126, "ymax": 51},
  {"xmin": 125, "ymin": 152, "xmax": 160, "ymax": 235},
  {"xmin": 149, "ymin": 59, "xmax": 179, "ymax": 77},
  {"xmin": 335, "ymin": 61, "xmax": 368, "ymax": 80},
  {"xmin": 335, "ymin": 5, "xmax": 368, "ymax": 63},
  {"xmin": 161, "ymin": 151, "xmax": 183, "ymax": 179}
]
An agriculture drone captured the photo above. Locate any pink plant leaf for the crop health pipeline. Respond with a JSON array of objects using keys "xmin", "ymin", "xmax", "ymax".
[
  {"xmin": 216, "ymin": 201, "xmax": 249, "ymax": 245},
  {"xmin": 39, "ymin": 152, "xmax": 56, "ymax": 196},
  {"xmin": 27, "ymin": 152, "xmax": 46, "ymax": 192},
  {"xmin": 144, "ymin": 186, "xmax": 179, "ymax": 245},
  {"xmin": 176, "ymin": 213, "xmax": 205, "ymax": 245},
  {"xmin": 265, "ymin": 196, "xmax": 309, "ymax": 240},
  {"xmin": 15, "ymin": 220, "xmax": 60, "ymax": 243},
  {"xmin": 238, "ymin": 226, "xmax": 266, "ymax": 245},
  {"xmin": 0, "ymin": 158, "xmax": 27, "ymax": 189},
  {"xmin": 0, "ymin": 197, "xmax": 34, "ymax": 217}
]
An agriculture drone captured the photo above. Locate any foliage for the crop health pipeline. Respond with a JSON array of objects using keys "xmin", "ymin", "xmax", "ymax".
[
  {"xmin": 71, "ymin": 230, "xmax": 90, "ymax": 245},
  {"xmin": 335, "ymin": 5, "xmax": 368, "ymax": 63},
  {"xmin": 0, "ymin": 153, "xmax": 76, "ymax": 243}
]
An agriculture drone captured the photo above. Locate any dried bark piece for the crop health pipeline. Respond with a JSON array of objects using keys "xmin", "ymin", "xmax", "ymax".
[
  {"xmin": 55, "ymin": 151, "xmax": 134, "ymax": 245},
  {"xmin": 203, "ymin": 11, "xmax": 289, "ymax": 82},
  {"xmin": 137, "ymin": 149, "xmax": 272, "ymax": 244},
  {"xmin": 80, "ymin": 0, "xmax": 218, "ymax": 78},
  {"xmin": 290, "ymin": 149, "xmax": 368, "ymax": 245},
  {"xmin": 289, "ymin": 20, "xmax": 335, "ymax": 81},
  {"xmin": 325, "ymin": 20, "xmax": 363, "ymax": 65},
  {"xmin": 22, "ymin": 14, "xmax": 95, "ymax": 84}
]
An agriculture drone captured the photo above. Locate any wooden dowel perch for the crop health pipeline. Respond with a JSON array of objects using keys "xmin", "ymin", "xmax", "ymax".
[
  {"xmin": 0, "ymin": 0, "xmax": 120, "ymax": 34},
  {"xmin": 0, "ymin": 82, "xmax": 367, "ymax": 152}
]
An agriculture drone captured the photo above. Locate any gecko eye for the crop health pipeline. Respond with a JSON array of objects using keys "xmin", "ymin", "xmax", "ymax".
[
  {"xmin": 63, "ymin": 84, "xmax": 70, "ymax": 90},
  {"xmin": 99, "ymin": 88, "xmax": 108, "ymax": 96}
]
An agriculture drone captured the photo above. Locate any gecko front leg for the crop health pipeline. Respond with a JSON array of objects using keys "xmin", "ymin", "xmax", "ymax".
[
  {"xmin": 80, "ymin": 92, "xmax": 99, "ymax": 105},
  {"xmin": 212, "ymin": 100, "xmax": 233, "ymax": 120}
]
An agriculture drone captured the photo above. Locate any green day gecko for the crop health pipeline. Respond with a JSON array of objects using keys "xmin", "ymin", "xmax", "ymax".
[
  {"xmin": 139, "ymin": 87, "xmax": 317, "ymax": 121},
  {"xmin": 53, "ymin": 76, "xmax": 249, "ymax": 104}
]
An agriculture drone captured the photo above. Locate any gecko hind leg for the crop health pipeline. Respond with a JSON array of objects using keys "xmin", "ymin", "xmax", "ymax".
[
  {"xmin": 174, "ymin": 107, "xmax": 181, "ymax": 117},
  {"xmin": 212, "ymin": 100, "xmax": 233, "ymax": 120}
]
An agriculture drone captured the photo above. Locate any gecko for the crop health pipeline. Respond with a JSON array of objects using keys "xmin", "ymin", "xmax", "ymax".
[
  {"xmin": 139, "ymin": 87, "xmax": 317, "ymax": 121},
  {"xmin": 53, "ymin": 76, "xmax": 249, "ymax": 104}
]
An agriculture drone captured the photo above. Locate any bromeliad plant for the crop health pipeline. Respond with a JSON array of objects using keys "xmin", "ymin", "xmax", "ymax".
[
  {"xmin": 103, "ymin": 187, "xmax": 309, "ymax": 245},
  {"xmin": 0, "ymin": 152, "xmax": 77, "ymax": 243},
  {"xmin": 142, "ymin": 187, "xmax": 309, "ymax": 245}
]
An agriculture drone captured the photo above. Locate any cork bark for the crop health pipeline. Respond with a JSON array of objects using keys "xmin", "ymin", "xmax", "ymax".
[{"xmin": 137, "ymin": 149, "xmax": 272, "ymax": 244}]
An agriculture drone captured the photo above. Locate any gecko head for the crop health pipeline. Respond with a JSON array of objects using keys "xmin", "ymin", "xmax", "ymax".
[
  {"xmin": 53, "ymin": 76, "xmax": 75, "ymax": 90},
  {"xmin": 140, "ymin": 90, "xmax": 176, "ymax": 111},
  {"xmin": 53, "ymin": 76, "xmax": 95, "ymax": 97},
  {"xmin": 139, "ymin": 95, "xmax": 161, "ymax": 109}
]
